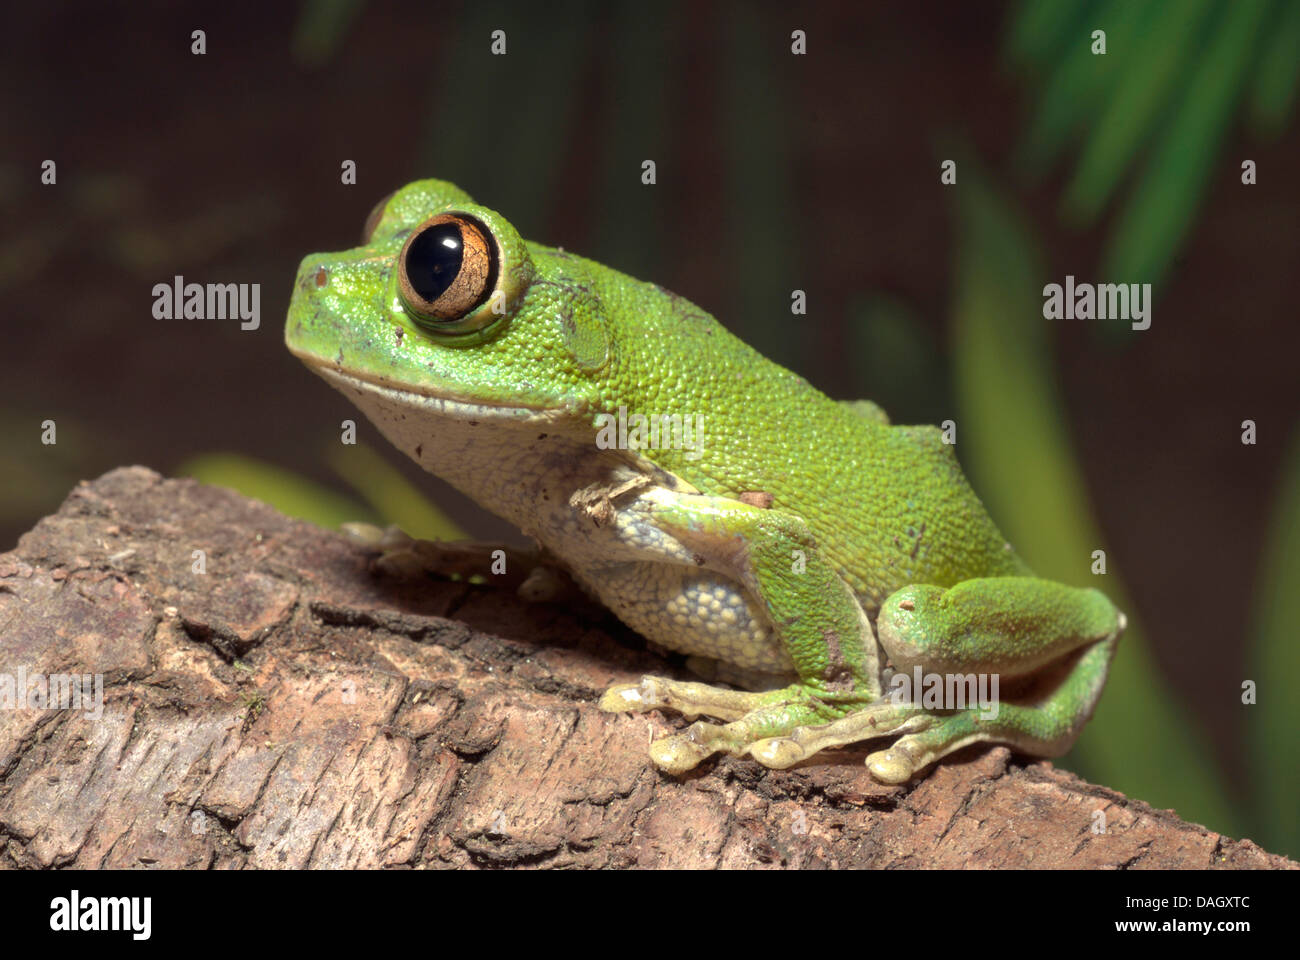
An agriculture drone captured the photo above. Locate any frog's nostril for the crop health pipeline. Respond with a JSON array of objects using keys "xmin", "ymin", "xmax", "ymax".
[{"xmin": 314, "ymin": 266, "xmax": 329, "ymax": 288}]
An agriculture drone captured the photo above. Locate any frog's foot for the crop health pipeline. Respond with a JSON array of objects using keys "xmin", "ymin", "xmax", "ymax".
[
  {"xmin": 599, "ymin": 674, "xmax": 773, "ymax": 722},
  {"xmin": 747, "ymin": 703, "xmax": 927, "ymax": 772},
  {"xmin": 602, "ymin": 676, "xmax": 894, "ymax": 775},
  {"xmin": 648, "ymin": 695, "xmax": 905, "ymax": 775},
  {"xmin": 864, "ymin": 711, "xmax": 1008, "ymax": 783},
  {"xmin": 751, "ymin": 702, "xmax": 1089, "ymax": 784},
  {"xmin": 749, "ymin": 707, "xmax": 955, "ymax": 783},
  {"xmin": 602, "ymin": 673, "xmax": 1021, "ymax": 781},
  {"xmin": 346, "ymin": 525, "xmax": 537, "ymax": 579}
]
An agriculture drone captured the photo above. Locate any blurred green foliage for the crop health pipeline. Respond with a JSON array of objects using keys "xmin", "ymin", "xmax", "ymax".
[
  {"xmin": 1009, "ymin": 0, "xmax": 1296, "ymax": 333},
  {"xmin": 950, "ymin": 159, "xmax": 1240, "ymax": 838},
  {"xmin": 179, "ymin": 446, "xmax": 466, "ymax": 541},
  {"xmin": 323, "ymin": 441, "xmax": 467, "ymax": 541},
  {"xmin": 848, "ymin": 295, "xmax": 951, "ymax": 428},
  {"xmin": 179, "ymin": 452, "xmax": 377, "ymax": 529},
  {"xmin": 1000, "ymin": 0, "xmax": 1298, "ymax": 854}
]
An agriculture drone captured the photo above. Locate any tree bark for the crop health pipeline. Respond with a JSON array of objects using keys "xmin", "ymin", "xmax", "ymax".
[{"xmin": 0, "ymin": 467, "xmax": 1291, "ymax": 869}]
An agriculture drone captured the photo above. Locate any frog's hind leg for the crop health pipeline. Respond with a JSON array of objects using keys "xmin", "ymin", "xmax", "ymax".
[
  {"xmin": 750, "ymin": 577, "xmax": 1124, "ymax": 782},
  {"xmin": 862, "ymin": 623, "xmax": 1120, "ymax": 782},
  {"xmin": 750, "ymin": 633, "xmax": 1117, "ymax": 782},
  {"xmin": 634, "ymin": 687, "xmax": 902, "ymax": 775},
  {"xmin": 600, "ymin": 675, "xmax": 775, "ymax": 723}
]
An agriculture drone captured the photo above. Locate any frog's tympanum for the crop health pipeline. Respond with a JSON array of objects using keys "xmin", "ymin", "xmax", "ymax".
[{"xmin": 285, "ymin": 180, "xmax": 1123, "ymax": 782}]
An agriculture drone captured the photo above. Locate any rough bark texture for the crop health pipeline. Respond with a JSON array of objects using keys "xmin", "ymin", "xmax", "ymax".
[{"xmin": 0, "ymin": 467, "xmax": 1292, "ymax": 870}]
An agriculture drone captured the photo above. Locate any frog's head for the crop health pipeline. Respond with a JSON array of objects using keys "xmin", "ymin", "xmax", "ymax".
[{"xmin": 285, "ymin": 180, "xmax": 617, "ymax": 429}]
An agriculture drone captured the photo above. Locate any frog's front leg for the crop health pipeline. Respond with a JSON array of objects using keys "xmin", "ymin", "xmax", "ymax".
[
  {"xmin": 598, "ymin": 491, "xmax": 900, "ymax": 773},
  {"xmin": 343, "ymin": 524, "xmax": 573, "ymax": 601},
  {"xmin": 749, "ymin": 578, "xmax": 1124, "ymax": 782}
]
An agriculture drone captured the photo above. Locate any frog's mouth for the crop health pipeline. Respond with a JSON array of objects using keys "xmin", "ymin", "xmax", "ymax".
[{"xmin": 305, "ymin": 362, "xmax": 571, "ymax": 426}]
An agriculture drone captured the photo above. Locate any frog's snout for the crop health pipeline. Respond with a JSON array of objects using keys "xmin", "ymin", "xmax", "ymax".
[{"xmin": 294, "ymin": 254, "xmax": 333, "ymax": 294}]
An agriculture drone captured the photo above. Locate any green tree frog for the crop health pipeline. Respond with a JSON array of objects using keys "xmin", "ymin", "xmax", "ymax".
[{"xmin": 285, "ymin": 180, "xmax": 1124, "ymax": 783}]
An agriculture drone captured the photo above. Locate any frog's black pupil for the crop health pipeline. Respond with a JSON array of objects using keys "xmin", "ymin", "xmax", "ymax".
[{"xmin": 405, "ymin": 223, "xmax": 464, "ymax": 302}]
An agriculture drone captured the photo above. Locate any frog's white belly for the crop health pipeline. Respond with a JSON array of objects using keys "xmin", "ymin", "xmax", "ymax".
[
  {"xmin": 580, "ymin": 561, "xmax": 791, "ymax": 673},
  {"xmin": 317, "ymin": 368, "xmax": 794, "ymax": 674}
]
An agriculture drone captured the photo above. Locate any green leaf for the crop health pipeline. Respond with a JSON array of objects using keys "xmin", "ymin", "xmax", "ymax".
[
  {"xmin": 1101, "ymin": 0, "xmax": 1272, "ymax": 302},
  {"xmin": 949, "ymin": 159, "xmax": 1240, "ymax": 835},
  {"xmin": 1249, "ymin": 424, "xmax": 1300, "ymax": 859},
  {"xmin": 327, "ymin": 442, "xmax": 467, "ymax": 541},
  {"xmin": 1062, "ymin": 0, "xmax": 1216, "ymax": 222},
  {"xmin": 847, "ymin": 294, "xmax": 949, "ymax": 427},
  {"xmin": 177, "ymin": 453, "xmax": 377, "ymax": 530},
  {"xmin": 1004, "ymin": 0, "xmax": 1091, "ymax": 70},
  {"xmin": 1248, "ymin": 0, "xmax": 1300, "ymax": 138},
  {"xmin": 1017, "ymin": 0, "xmax": 1156, "ymax": 176}
]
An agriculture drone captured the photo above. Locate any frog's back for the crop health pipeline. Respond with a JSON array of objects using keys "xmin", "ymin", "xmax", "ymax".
[
  {"xmin": 538, "ymin": 249, "xmax": 1028, "ymax": 610},
  {"xmin": 578, "ymin": 260, "xmax": 1028, "ymax": 610},
  {"xmin": 679, "ymin": 380, "xmax": 1028, "ymax": 609},
  {"xmin": 804, "ymin": 410, "xmax": 1031, "ymax": 607}
]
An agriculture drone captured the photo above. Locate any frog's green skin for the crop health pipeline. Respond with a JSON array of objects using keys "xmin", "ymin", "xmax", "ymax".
[{"xmin": 285, "ymin": 180, "xmax": 1123, "ymax": 782}]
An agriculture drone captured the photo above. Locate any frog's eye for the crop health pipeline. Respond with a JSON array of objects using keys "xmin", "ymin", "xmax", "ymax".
[
  {"xmin": 397, "ymin": 213, "xmax": 497, "ymax": 326},
  {"xmin": 361, "ymin": 190, "xmax": 395, "ymax": 243}
]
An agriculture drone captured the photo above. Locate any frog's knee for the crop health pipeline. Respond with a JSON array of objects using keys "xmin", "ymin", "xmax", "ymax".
[{"xmin": 876, "ymin": 584, "xmax": 946, "ymax": 666}]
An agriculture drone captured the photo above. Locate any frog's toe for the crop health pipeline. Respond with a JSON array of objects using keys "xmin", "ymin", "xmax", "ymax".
[
  {"xmin": 599, "ymin": 678, "xmax": 666, "ymax": 714},
  {"xmin": 748, "ymin": 736, "xmax": 808, "ymax": 769},
  {"xmin": 617, "ymin": 686, "xmax": 932, "ymax": 776},
  {"xmin": 749, "ymin": 703, "xmax": 922, "ymax": 770},
  {"xmin": 863, "ymin": 715, "xmax": 976, "ymax": 784},
  {"xmin": 650, "ymin": 713, "xmax": 812, "ymax": 774},
  {"xmin": 598, "ymin": 674, "xmax": 774, "ymax": 722},
  {"xmin": 865, "ymin": 745, "xmax": 919, "ymax": 784},
  {"xmin": 648, "ymin": 724, "xmax": 721, "ymax": 774}
]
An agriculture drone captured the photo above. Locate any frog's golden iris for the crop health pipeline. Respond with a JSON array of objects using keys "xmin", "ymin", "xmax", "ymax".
[{"xmin": 397, "ymin": 213, "xmax": 498, "ymax": 326}]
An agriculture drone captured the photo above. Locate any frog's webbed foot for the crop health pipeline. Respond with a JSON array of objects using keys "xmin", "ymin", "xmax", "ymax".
[
  {"xmin": 601, "ymin": 677, "xmax": 1016, "ymax": 782},
  {"xmin": 599, "ymin": 674, "xmax": 773, "ymax": 723},
  {"xmin": 748, "ymin": 706, "xmax": 928, "ymax": 774},
  {"xmin": 744, "ymin": 707, "xmax": 1011, "ymax": 783},
  {"xmin": 601, "ymin": 674, "xmax": 920, "ymax": 775},
  {"xmin": 602, "ymin": 684, "xmax": 831, "ymax": 775}
]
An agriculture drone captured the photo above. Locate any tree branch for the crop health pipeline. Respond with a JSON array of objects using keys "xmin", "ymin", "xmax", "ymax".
[{"xmin": 0, "ymin": 467, "xmax": 1291, "ymax": 869}]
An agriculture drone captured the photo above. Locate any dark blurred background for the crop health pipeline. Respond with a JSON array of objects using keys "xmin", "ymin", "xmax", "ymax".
[{"xmin": 2, "ymin": 0, "xmax": 1297, "ymax": 854}]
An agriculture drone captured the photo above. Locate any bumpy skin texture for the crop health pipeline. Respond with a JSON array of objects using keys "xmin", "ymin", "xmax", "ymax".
[{"xmin": 285, "ymin": 180, "xmax": 1124, "ymax": 782}]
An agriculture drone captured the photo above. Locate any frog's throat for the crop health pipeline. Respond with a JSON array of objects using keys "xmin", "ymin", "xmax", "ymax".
[{"xmin": 307, "ymin": 363, "xmax": 573, "ymax": 426}]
